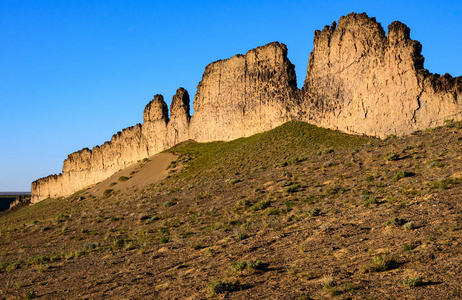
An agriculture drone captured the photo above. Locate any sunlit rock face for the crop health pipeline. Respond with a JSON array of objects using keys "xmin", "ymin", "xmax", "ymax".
[
  {"xmin": 31, "ymin": 13, "xmax": 461, "ymax": 203},
  {"xmin": 300, "ymin": 12, "xmax": 462, "ymax": 137}
]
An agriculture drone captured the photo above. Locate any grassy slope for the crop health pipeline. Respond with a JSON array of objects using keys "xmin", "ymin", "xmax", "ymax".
[{"xmin": 1, "ymin": 121, "xmax": 462, "ymax": 299}]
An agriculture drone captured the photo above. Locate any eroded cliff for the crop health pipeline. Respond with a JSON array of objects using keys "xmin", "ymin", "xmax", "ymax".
[
  {"xmin": 32, "ymin": 13, "xmax": 461, "ymax": 204},
  {"xmin": 190, "ymin": 42, "xmax": 298, "ymax": 142},
  {"xmin": 301, "ymin": 13, "xmax": 462, "ymax": 136}
]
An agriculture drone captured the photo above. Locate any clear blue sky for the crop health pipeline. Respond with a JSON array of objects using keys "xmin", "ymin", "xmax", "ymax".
[{"xmin": 1, "ymin": 0, "xmax": 461, "ymax": 191}]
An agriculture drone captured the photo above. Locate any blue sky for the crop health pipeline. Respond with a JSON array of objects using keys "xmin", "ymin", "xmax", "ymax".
[{"xmin": 1, "ymin": 0, "xmax": 461, "ymax": 191}]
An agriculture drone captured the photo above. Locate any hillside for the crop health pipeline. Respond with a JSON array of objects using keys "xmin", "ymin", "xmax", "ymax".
[{"xmin": 2, "ymin": 121, "xmax": 462, "ymax": 299}]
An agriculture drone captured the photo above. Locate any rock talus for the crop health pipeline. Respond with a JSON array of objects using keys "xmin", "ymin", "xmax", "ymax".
[{"xmin": 31, "ymin": 13, "xmax": 461, "ymax": 203}]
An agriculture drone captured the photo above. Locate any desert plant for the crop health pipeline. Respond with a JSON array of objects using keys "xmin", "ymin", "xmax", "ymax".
[
  {"xmin": 283, "ymin": 184, "xmax": 300, "ymax": 194},
  {"xmin": 403, "ymin": 221, "xmax": 415, "ymax": 230},
  {"xmin": 307, "ymin": 208, "xmax": 321, "ymax": 217},
  {"xmin": 118, "ymin": 176, "xmax": 129, "ymax": 182},
  {"xmin": 103, "ymin": 189, "xmax": 114, "ymax": 197},
  {"xmin": 235, "ymin": 232, "xmax": 248, "ymax": 241},
  {"xmin": 386, "ymin": 153, "xmax": 400, "ymax": 161},
  {"xmin": 25, "ymin": 290, "xmax": 37, "ymax": 299},
  {"xmin": 250, "ymin": 200, "xmax": 270, "ymax": 211},
  {"xmin": 83, "ymin": 242, "xmax": 100, "ymax": 251},
  {"xmin": 368, "ymin": 255, "xmax": 396, "ymax": 272},
  {"xmin": 229, "ymin": 178, "xmax": 241, "ymax": 185},
  {"xmin": 403, "ymin": 277, "xmax": 423, "ymax": 287},
  {"xmin": 231, "ymin": 261, "xmax": 247, "ymax": 272},
  {"xmin": 210, "ymin": 280, "xmax": 239, "ymax": 294},
  {"xmin": 402, "ymin": 243, "xmax": 416, "ymax": 251},
  {"xmin": 159, "ymin": 236, "xmax": 169, "ymax": 243},
  {"xmin": 385, "ymin": 217, "xmax": 406, "ymax": 226},
  {"xmin": 247, "ymin": 260, "xmax": 269, "ymax": 271},
  {"xmin": 392, "ymin": 170, "xmax": 414, "ymax": 182}
]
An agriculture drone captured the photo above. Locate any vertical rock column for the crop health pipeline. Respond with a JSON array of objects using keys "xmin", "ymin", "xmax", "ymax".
[
  {"xmin": 142, "ymin": 94, "xmax": 169, "ymax": 155},
  {"xmin": 167, "ymin": 88, "xmax": 191, "ymax": 146}
]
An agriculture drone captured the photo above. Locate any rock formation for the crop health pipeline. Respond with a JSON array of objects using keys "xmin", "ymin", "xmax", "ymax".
[
  {"xmin": 300, "ymin": 13, "xmax": 462, "ymax": 136},
  {"xmin": 190, "ymin": 42, "xmax": 298, "ymax": 142},
  {"xmin": 31, "ymin": 13, "xmax": 461, "ymax": 204}
]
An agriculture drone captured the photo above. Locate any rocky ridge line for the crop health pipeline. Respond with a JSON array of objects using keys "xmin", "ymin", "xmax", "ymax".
[{"xmin": 31, "ymin": 13, "xmax": 461, "ymax": 204}]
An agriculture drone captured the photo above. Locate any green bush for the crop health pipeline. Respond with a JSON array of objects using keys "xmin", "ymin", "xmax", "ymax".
[
  {"xmin": 250, "ymin": 200, "xmax": 270, "ymax": 211},
  {"xmin": 386, "ymin": 153, "xmax": 400, "ymax": 161},
  {"xmin": 210, "ymin": 280, "xmax": 239, "ymax": 294},
  {"xmin": 118, "ymin": 176, "xmax": 130, "ymax": 182},
  {"xmin": 403, "ymin": 277, "xmax": 423, "ymax": 287},
  {"xmin": 392, "ymin": 170, "xmax": 414, "ymax": 182}
]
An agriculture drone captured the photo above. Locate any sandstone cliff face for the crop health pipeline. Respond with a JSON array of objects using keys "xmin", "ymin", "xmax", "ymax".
[
  {"xmin": 301, "ymin": 12, "xmax": 461, "ymax": 137},
  {"xmin": 32, "ymin": 13, "xmax": 461, "ymax": 203},
  {"xmin": 167, "ymin": 88, "xmax": 191, "ymax": 146},
  {"xmin": 190, "ymin": 42, "xmax": 298, "ymax": 142}
]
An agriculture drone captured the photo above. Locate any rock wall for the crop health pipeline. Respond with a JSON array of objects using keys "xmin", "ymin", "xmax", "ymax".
[
  {"xmin": 190, "ymin": 42, "xmax": 298, "ymax": 142},
  {"xmin": 301, "ymin": 13, "xmax": 462, "ymax": 137},
  {"xmin": 31, "ymin": 13, "xmax": 461, "ymax": 204}
]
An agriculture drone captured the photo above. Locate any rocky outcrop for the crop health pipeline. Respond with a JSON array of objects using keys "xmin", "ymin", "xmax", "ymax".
[
  {"xmin": 190, "ymin": 42, "xmax": 298, "ymax": 142},
  {"xmin": 32, "ymin": 13, "xmax": 461, "ymax": 204},
  {"xmin": 167, "ymin": 88, "xmax": 191, "ymax": 146},
  {"xmin": 301, "ymin": 13, "xmax": 461, "ymax": 137}
]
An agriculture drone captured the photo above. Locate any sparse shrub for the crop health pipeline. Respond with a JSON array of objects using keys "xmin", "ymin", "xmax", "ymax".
[
  {"xmin": 250, "ymin": 200, "xmax": 270, "ymax": 211},
  {"xmin": 386, "ymin": 153, "xmax": 400, "ymax": 161},
  {"xmin": 428, "ymin": 161, "xmax": 444, "ymax": 168},
  {"xmin": 163, "ymin": 200, "xmax": 176, "ymax": 208},
  {"xmin": 206, "ymin": 248, "xmax": 215, "ymax": 257},
  {"xmin": 266, "ymin": 208, "xmax": 280, "ymax": 215},
  {"xmin": 27, "ymin": 256, "xmax": 50, "ymax": 266},
  {"xmin": 25, "ymin": 290, "xmax": 37, "ymax": 299},
  {"xmin": 110, "ymin": 216, "xmax": 123, "ymax": 222},
  {"xmin": 368, "ymin": 255, "xmax": 396, "ymax": 272},
  {"xmin": 247, "ymin": 260, "xmax": 269, "ymax": 271},
  {"xmin": 283, "ymin": 184, "xmax": 300, "ymax": 194},
  {"xmin": 103, "ymin": 189, "xmax": 114, "ymax": 197},
  {"xmin": 403, "ymin": 277, "xmax": 423, "ymax": 287},
  {"xmin": 113, "ymin": 238, "xmax": 126, "ymax": 248},
  {"xmin": 444, "ymin": 119, "xmax": 455, "ymax": 127},
  {"xmin": 83, "ymin": 242, "xmax": 100, "ymax": 251},
  {"xmin": 210, "ymin": 280, "xmax": 239, "ymax": 294},
  {"xmin": 321, "ymin": 274, "xmax": 334, "ymax": 289},
  {"xmin": 235, "ymin": 198, "xmax": 251, "ymax": 209},
  {"xmin": 41, "ymin": 226, "xmax": 51, "ymax": 232},
  {"xmin": 118, "ymin": 176, "xmax": 129, "ymax": 182},
  {"xmin": 323, "ymin": 160, "xmax": 334, "ymax": 167},
  {"xmin": 392, "ymin": 170, "xmax": 414, "ymax": 182},
  {"xmin": 235, "ymin": 232, "xmax": 248, "ymax": 241},
  {"xmin": 363, "ymin": 195, "xmax": 377, "ymax": 207},
  {"xmin": 404, "ymin": 221, "xmax": 415, "ymax": 230},
  {"xmin": 366, "ymin": 174, "xmax": 374, "ymax": 182},
  {"xmin": 229, "ymin": 178, "xmax": 241, "ymax": 185},
  {"xmin": 109, "ymin": 182, "xmax": 117, "ymax": 187},
  {"xmin": 142, "ymin": 158, "xmax": 150, "ymax": 163},
  {"xmin": 402, "ymin": 243, "xmax": 416, "ymax": 251},
  {"xmin": 159, "ymin": 236, "xmax": 169, "ymax": 243},
  {"xmin": 231, "ymin": 261, "xmax": 247, "ymax": 272},
  {"xmin": 307, "ymin": 208, "xmax": 321, "ymax": 217},
  {"xmin": 322, "ymin": 148, "xmax": 334, "ymax": 155},
  {"xmin": 402, "ymin": 145, "xmax": 414, "ymax": 151},
  {"xmin": 145, "ymin": 216, "xmax": 160, "ymax": 224},
  {"xmin": 385, "ymin": 217, "xmax": 406, "ymax": 226}
]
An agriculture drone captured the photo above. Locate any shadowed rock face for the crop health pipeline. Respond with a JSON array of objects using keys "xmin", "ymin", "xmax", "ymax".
[{"xmin": 31, "ymin": 13, "xmax": 461, "ymax": 203}]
